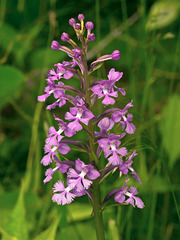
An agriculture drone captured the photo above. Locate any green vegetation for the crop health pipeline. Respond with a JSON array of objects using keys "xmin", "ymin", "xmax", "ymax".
[{"xmin": 0, "ymin": 0, "xmax": 180, "ymax": 239}]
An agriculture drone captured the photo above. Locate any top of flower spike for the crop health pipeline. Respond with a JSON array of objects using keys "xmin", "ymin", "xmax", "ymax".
[
  {"xmin": 69, "ymin": 18, "xmax": 76, "ymax": 26},
  {"xmin": 78, "ymin": 14, "xmax": 85, "ymax": 21},
  {"xmin": 85, "ymin": 21, "xmax": 94, "ymax": 30}
]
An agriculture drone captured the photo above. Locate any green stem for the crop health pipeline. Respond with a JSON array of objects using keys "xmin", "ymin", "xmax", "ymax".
[
  {"xmin": 92, "ymin": 180, "xmax": 105, "ymax": 240},
  {"xmin": 81, "ymin": 38, "xmax": 105, "ymax": 240}
]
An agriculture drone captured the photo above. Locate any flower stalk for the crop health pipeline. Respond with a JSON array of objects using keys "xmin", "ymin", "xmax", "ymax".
[
  {"xmin": 81, "ymin": 41, "xmax": 105, "ymax": 239},
  {"xmin": 38, "ymin": 13, "xmax": 144, "ymax": 240}
]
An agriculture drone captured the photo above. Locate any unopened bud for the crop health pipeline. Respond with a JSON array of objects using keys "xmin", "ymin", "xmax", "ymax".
[
  {"xmin": 85, "ymin": 21, "xmax": 94, "ymax": 30},
  {"xmin": 69, "ymin": 18, "xmax": 76, "ymax": 26},
  {"xmin": 88, "ymin": 33, "xmax": 95, "ymax": 41},
  {"xmin": 51, "ymin": 40, "xmax": 60, "ymax": 50},
  {"xmin": 111, "ymin": 50, "xmax": 120, "ymax": 60},
  {"xmin": 72, "ymin": 49, "xmax": 82, "ymax": 58},
  {"xmin": 61, "ymin": 32, "xmax": 70, "ymax": 42},
  {"xmin": 75, "ymin": 23, "xmax": 81, "ymax": 30},
  {"xmin": 78, "ymin": 14, "xmax": 84, "ymax": 21}
]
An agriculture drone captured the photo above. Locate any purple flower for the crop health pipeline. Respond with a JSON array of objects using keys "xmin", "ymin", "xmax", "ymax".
[
  {"xmin": 50, "ymin": 63, "xmax": 73, "ymax": 80},
  {"xmin": 44, "ymin": 157, "xmax": 74, "ymax": 183},
  {"xmin": 38, "ymin": 80, "xmax": 66, "ymax": 105},
  {"xmin": 121, "ymin": 114, "xmax": 135, "ymax": 134},
  {"xmin": 118, "ymin": 151, "xmax": 141, "ymax": 183},
  {"xmin": 67, "ymin": 159, "xmax": 100, "ymax": 192},
  {"xmin": 52, "ymin": 181, "xmax": 76, "ymax": 205},
  {"xmin": 95, "ymin": 117, "xmax": 114, "ymax": 137},
  {"xmin": 41, "ymin": 131, "xmax": 71, "ymax": 167},
  {"xmin": 91, "ymin": 68, "xmax": 125, "ymax": 105},
  {"xmin": 114, "ymin": 179, "xmax": 144, "ymax": 208},
  {"xmin": 41, "ymin": 144, "xmax": 58, "ymax": 166},
  {"xmin": 97, "ymin": 133, "xmax": 127, "ymax": 165},
  {"xmin": 58, "ymin": 142, "xmax": 71, "ymax": 155},
  {"xmin": 47, "ymin": 126, "xmax": 64, "ymax": 142},
  {"xmin": 44, "ymin": 168, "xmax": 54, "ymax": 183},
  {"xmin": 125, "ymin": 187, "xmax": 144, "ymax": 208},
  {"xmin": 111, "ymin": 101, "xmax": 135, "ymax": 134},
  {"xmin": 38, "ymin": 85, "xmax": 51, "ymax": 102},
  {"xmin": 46, "ymin": 97, "xmax": 67, "ymax": 110},
  {"xmin": 38, "ymin": 80, "xmax": 68, "ymax": 110},
  {"xmin": 65, "ymin": 106, "xmax": 94, "ymax": 131},
  {"xmin": 54, "ymin": 116, "xmax": 76, "ymax": 137}
]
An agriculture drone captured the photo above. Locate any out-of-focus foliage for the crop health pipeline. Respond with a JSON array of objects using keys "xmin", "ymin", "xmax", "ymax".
[
  {"xmin": 146, "ymin": 0, "xmax": 180, "ymax": 31},
  {"xmin": 0, "ymin": 65, "xmax": 25, "ymax": 109},
  {"xmin": 0, "ymin": 0, "xmax": 180, "ymax": 240},
  {"xmin": 159, "ymin": 95, "xmax": 180, "ymax": 169}
]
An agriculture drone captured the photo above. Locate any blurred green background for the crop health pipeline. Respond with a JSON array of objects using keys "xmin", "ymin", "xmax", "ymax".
[{"xmin": 0, "ymin": 0, "xmax": 180, "ymax": 239}]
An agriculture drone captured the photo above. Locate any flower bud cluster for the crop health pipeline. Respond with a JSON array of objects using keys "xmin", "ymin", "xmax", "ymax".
[{"xmin": 38, "ymin": 14, "xmax": 144, "ymax": 208}]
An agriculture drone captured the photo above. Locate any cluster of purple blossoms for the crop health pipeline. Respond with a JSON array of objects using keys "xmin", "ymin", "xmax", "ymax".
[{"xmin": 38, "ymin": 14, "xmax": 144, "ymax": 209}]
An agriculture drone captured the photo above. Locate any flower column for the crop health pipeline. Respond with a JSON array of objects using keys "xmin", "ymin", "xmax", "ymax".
[{"xmin": 80, "ymin": 31, "xmax": 106, "ymax": 240}]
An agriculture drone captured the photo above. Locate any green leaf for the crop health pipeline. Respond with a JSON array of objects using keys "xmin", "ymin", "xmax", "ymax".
[
  {"xmin": 146, "ymin": 1, "xmax": 180, "ymax": 31},
  {"xmin": 57, "ymin": 221, "xmax": 96, "ymax": 240},
  {"xmin": 30, "ymin": 48, "xmax": 66, "ymax": 69},
  {"xmin": 0, "ymin": 23, "xmax": 19, "ymax": 51},
  {"xmin": 32, "ymin": 218, "xmax": 59, "ymax": 240},
  {"xmin": 15, "ymin": 24, "xmax": 43, "ymax": 67},
  {"xmin": 0, "ymin": 65, "xmax": 25, "ymax": 109},
  {"xmin": 15, "ymin": 24, "xmax": 43, "ymax": 66},
  {"xmin": 67, "ymin": 203, "xmax": 92, "ymax": 222},
  {"xmin": 3, "ymin": 182, "xmax": 28, "ymax": 240},
  {"xmin": 143, "ymin": 175, "xmax": 180, "ymax": 193},
  {"xmin": 159, "ymin": 94, "xmax": 180, "ymax": 169},
  {"xmin": 108, "ymin": 219, "xmax": 119, "ymax": 240}
]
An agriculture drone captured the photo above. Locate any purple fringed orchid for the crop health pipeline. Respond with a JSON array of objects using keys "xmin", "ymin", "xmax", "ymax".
[
  {"xmin": 119, "ymin": 151, "xmax": 141, "ymax": 184},
  {"xmin": 54, "ymin": 116, "xmax": 76, "ymax": 137},
  {"xmin": 95, "ymin": 117, "xmax": 114, "ymax": 138},
  {"xmin": 65, "ymin": 106, "xmax": 94, "ymax": 131},
  {"xmin": 114, "ymin": 182, "xmax": 144, "ymax": 209},
  {"xmin": 111, "ymin": 100, "xmax": 136, "ymax": 134},
  {"xmin": 49, "ymin": 63, "xmax": 73, "ymax": 80},
  {"xmin": 67, "ymin": 159, "xmax": 100, "ymax": 192},
  {"xmin": 44, "ymin": 157, "xmax": 74, "ymax": 183},
  {"xmin": 97, "ymin": 133, "xmax": 127, "ymax": 165},
  {"xmin": 91, "ymin": 68, "xmax": 125, "ymax": 105},
  {"xmin": 38, "ymin": 80, "xmax": 67, "ymax": 109},
  {"xmin": 102, "ymin": 178, "xmax": 144, "ymax": 209},
  {"xmin": 38, "ymin": 13, "xmax": 144, "ymax": 218},
  {"xmin": 52, "ymin": 181, "xmax": 76, "ymax": 205}
]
